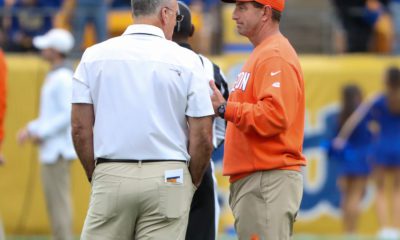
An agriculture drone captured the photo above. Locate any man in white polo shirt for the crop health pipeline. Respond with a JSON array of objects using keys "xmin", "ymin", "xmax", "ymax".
[
  {"xmin": 17, "ymin": 28, "xmax": 76, "ymax": 240},
  {"xmin": 71, "ymin": 0, "xmax": 214, "ymax": 239}
]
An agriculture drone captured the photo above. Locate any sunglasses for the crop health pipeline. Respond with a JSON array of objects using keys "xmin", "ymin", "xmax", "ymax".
[{"xmin": 165, "ymin": 7, "xmax": 185, "ymax": 22}]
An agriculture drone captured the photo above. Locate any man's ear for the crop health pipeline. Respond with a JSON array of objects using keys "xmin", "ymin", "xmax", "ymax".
[
  {"xmin": 190, "ymin": 24, "xmax": 195, "ymax": 37},
  {"xmin": 262, "ymin": 5, "xmax": 272, "ymax": 22},
  {"xmin": 160, "ymin": 7, "xmax": 168, "ymax": 25}
]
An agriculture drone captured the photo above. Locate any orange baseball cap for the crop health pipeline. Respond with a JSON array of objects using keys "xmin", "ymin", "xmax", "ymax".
[{"xmin": 221, "ymin": 0, "xmax": 285, "ymax": 12}]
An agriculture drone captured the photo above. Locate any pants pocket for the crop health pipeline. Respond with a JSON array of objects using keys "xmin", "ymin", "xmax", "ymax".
[
  {"xmin": 88, "ymin": 180, "xmax": 121, "ymax": 219},
  {"xmin": 289, "ymin": 211, "xmax": 298, "ymax": 236},
  {"xmin": 158, "ymin": 183, "xmax": 190, "ymax": 219}
]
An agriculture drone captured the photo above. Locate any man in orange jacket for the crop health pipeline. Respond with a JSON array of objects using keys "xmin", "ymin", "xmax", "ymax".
[
  {"xmin": 0, "ymin": 49, "xmax": 6, "ymax": 166},
  {"xmin": 210, "ymin": 0, "xmax": 306, "ymax": 239}
]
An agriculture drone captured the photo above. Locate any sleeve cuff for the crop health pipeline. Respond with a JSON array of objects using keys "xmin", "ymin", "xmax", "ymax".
[
  {"xmin": 186, "ymin": 109, "xmax": 214, "ymax": 118},
  {"xmin": 27, "ymin": 121, "xmax": 37, "ymax": 135},
  {"xmin": 225, "ymin": 102, "xmax": 238, "ymax": 123},
  {"xmin": 71, "ymin": 98, "xmax": 93, "ymax": 104}
]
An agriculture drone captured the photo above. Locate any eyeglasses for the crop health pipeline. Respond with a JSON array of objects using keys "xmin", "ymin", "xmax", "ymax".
[{"xmin": 164, "ymin": 6, "xmax": 185, "ymax": 23}]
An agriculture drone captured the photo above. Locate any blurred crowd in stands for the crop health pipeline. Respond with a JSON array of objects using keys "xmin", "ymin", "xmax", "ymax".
[
  {"xmin": 332, "ymin": 0, "xmax": 400, "ymax": 54},
  {"xmin": 0, "ymin": 0, "xmax": 221, "ymax": 55},
  {"xmin": 0, "ymin": 0, "xmax": 400, "ymax": 55}
]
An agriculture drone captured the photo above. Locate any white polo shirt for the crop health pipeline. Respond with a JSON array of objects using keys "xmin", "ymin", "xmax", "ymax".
[
  {"xmin": 72, "ymin": 24, "xmax": 214, "ymax": 161},
  {"xmin": 28, "ymin": 66, "xmax": 77, "ymax": 164}
]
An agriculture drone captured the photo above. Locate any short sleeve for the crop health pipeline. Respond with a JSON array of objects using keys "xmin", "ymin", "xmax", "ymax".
[
  {"xmin": 72, "ymin": 60, "xmax": 92, "ymax": 104},
  {"xmin": 185, "ymin": 64, "xmax": 214, "ymax": 117}
]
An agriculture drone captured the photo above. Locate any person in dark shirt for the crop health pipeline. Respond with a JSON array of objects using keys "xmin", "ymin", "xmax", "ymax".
[{"xmin": 172, "ymin": 2, "xmax": 229, "ymax": 239}]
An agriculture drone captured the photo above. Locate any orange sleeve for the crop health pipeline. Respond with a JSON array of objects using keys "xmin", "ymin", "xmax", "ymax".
[
  {"xmin": 225, "ymin": 57, "xmax": 301, "ymax": 137},
  {"xmin": 0, "ymin": 50, "xmax": 7, "ymax": 142}
]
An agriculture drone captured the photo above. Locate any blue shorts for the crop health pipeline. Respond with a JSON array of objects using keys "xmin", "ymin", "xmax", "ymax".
[
  {"xmin": 338, "ymin": 147, "xmax": 371, "ymax": 177},
  {"xmin": 371, "ymin": 150, "xmax": 400, "ymax": 167}
]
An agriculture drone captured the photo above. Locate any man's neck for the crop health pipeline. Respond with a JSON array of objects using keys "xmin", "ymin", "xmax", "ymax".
[
  {"xmin": 249, "ymin": 22, "xmax": 280, "ymax": 47},
  {"xmin": 50, "ymin": 58, "xmax": 65, "ymax": 69},
  {"xmin": 135, "ymin": 18, "xmax": 163, "ymax": 30},
  {"xmin": 172, "ymin": 36, "xmax": 192, "ymax": 50}
]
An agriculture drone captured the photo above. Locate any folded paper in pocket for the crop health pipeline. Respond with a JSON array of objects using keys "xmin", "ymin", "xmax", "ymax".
[{"xmin": 164, "ymin": 169, "xmax": 183, "ymax": 184}]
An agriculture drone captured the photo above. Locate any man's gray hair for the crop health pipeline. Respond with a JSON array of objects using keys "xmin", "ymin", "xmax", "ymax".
[{"xmin": 131, "ymin": 0, "xmax": 165, "ymax": 17}]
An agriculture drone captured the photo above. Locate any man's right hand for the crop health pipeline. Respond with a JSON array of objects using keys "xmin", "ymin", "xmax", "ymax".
[
  {"xmin": 209, "ymin": 80, "xmax": 226, "ymax": 116},
  {"xmin": 17, "ymin": 128, "xmax": 30, "ymax": 145}
]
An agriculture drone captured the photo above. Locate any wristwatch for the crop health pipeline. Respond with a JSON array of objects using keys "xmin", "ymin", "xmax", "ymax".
[{"xmin": 217, "ymin": 102, "xmax": 227, "ymax": 119}]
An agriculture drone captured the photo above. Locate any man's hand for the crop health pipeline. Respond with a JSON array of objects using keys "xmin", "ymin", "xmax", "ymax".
[
  {"xmin": 332, "ymin": 137, "xmax": 346, "ymax": 151},
  {"xmin": 17, "ymin": 128, "xmax": 30, "ymax": 145},
  {"xmin": 209, "ymin": 80, "xmax": 226, "ymax": 116},
  {"xmin": 17, "ymin": 128, "xmax": 42, "ymax": 146}
]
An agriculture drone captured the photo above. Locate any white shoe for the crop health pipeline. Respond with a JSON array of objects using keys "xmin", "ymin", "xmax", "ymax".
[{"xmin": 377, "ymin": 228, "xmax": 400, "ymax": 240}]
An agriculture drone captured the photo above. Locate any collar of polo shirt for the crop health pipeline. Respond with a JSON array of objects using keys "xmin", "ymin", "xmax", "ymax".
[{"xmin": 123, "ymin": 24, "xmax": 166, "ymax": 39}]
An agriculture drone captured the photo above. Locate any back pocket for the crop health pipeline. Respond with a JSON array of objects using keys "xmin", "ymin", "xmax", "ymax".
[
  {"xmin": 158, "ymin": 183, "xmax": 189, "ymax": 219},
  {"xmin": 89, "ymin": 180, "xmax": 121, "ymax": 219}
]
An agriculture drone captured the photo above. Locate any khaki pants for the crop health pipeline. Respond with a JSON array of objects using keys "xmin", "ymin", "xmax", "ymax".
[
  {"xmin": 229, "ymin": 170, "xmax": 303, "ymax": 240},
  {"xmin": 41, "ymin": 159, "xmax": 73, "ymax": 240},
  {"xmin": 81, "ymin": 161, "xmax": 196, "ymax": 240}
]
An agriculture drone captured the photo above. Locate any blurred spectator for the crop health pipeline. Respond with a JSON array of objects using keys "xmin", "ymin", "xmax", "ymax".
[
  {"xmin": 329, "ymin": 85, "xmax": 372, "ymax": 235},
  {"xmin": 0, "ymin": 218, "xmax": 4, "ymax": 240},
  {"xmin": 111, "ymin": 0, "xmax": 129, "ymax": 8},
  {"xmin": 1, "ymin": 0, "xmax": 11, "ymax": 45},
  {"xmin": 389, "ymin": 0, "xmax": 400, "ymax": 54},
  {"xmin": 184, "ymin": 0, "xmax": 222, "ymax": 54},
  {"xmin": 0, "ymin": 47, "xmax": 6, "ymax": 240},
  {"xmin": 0, "ymin": 1, "xmax": 10, "ymax": 47},
  {"xmin": 0, "ymin": 48, "xmax": 5, "ymax": 164},
  {"xmin": 4, "ymin": 0, "xmax": 53, "ymax": 52},
  {"xmin": 332, "ymin": 0, "xmax": 389, "ymax": 52},
  {"xmin": 40, "ymin": 0, "xmax": 62, "ymax": 8},
  {"xmin": 16, "ymin": 28, "xmax": 76, "ymax": 240},
  {"xmin": 202, "ymin": 0, "xmax": 222, "ymax": 54},
  {"xmin": 69, "ymin": 0, "xmax": 109, "ymax": 52},
  {"xmin": 336, "ymin": 66, "xmax": 400, "ymax": 239},
  {"xmin": 370, "ymin": 0, "xmax": 394, "ymax": 53}
]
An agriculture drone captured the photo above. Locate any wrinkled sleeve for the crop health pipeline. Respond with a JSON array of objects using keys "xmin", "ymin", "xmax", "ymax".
[
  {"xmin": 72, "ymin": 52, "xmax": 92, "ymax": 104},
  {"xmin": 225, "ymin": 57, "xmax": 302, "ymax": 137},
  {"xmin": 28, "ymin": 73, "xmax": 72, "ymax": 139},
  {"xmin": 186, "ymin": 60, "xmax": 214, "ymax": 117}
]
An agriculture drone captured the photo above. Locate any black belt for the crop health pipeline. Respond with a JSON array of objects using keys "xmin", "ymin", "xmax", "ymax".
[{"xmin": 96, "ymin": 158, "xmax": 187, "ymax": 165}]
